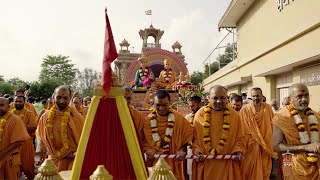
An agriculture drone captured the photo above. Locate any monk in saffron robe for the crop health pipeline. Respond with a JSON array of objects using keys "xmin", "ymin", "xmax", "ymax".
[
  {"xmin": 124, "ymin": 87, "xmax": 145, "ymax": 143},
  {"xmin": 72, "ymin": 97, "xmax": 84, "ymax": 117},
  {"xmin": 193, "ymin": 85, "xmax": 245, "ymax": 180},
  {"xmin": 12, "ymin": 89, "xmax": 38, "ymax": 118},
  {"xmin": 155, "ymin": 59, "xmax": 177, "ymax": 89},
  {"xmin": 240, "ymin": 87, "xmax": 276, "ymax": 180},
  {"xmin": 38, "ymin": 85, "xmax": 84, "ymax": 171},
  {"xmin": 82, "ymin": 96, "xmax": 91, "ymax": 118},
  {"xmin": 273, "ymin": 83, "xmax": 320, "ymax": 180},
  {"xmin": 12, "ymin": 95, "xmax": 37, "ymax": 179},
  {"xmin": 144, "ymin": 90, "xmax": 193, "ymax": 180},
  {"xmin": 184, "ymin": 95, "xmax": 202, "ymax": 179},
  {"xmin": 0, "ymin": 97, "xmax": 30, "ymax": 180}
]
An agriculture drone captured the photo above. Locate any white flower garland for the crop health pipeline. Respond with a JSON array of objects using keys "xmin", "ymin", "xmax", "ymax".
[
  {"xmin": 150, "ymin": 107, "xmax": 175, "ymax": 153},
  {"xmin": 289, "ymin": 104, "xmax": 319, "ymax": 144},
  {"xmin": 163, "ymin": 68, "xmax": 172, "ymax": 83},
  {"xmin": 139, "ymin": 67, "xmax": 148, "ymax": 81}
]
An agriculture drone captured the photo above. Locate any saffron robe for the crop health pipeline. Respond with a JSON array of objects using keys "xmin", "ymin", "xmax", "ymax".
[
  {"xmin": 155, "ymin": 70, "xmax": 177, "ymax": 89},
  {"xmin": 144, "ymin": 111, "xmax": 193, "ymax": 180},
  {"xmin": 193, "ymin": 106, "xmax": 245, "ymax": 180},
  {"xmin": 38, "ymin": 107, "xmax": 84, "ymax": 171},
  {"xmin": 13, "ymin": 109, "xmax": 37, "ymax": 179},
  {"xmin": 240, "ymin": 102, "xmax": 277, "ymax": 180},
  {"xmin": 0, "ymin": 113, "xmax": 29, "ymax": 180},
  {"xmin": 273, "ymin": 106, "xmax": 320, "ymax": 180}
]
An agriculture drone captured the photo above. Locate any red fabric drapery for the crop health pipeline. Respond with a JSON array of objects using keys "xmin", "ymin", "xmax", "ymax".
[{"xmin": 80, "ymin": 98, "xmax": 136, "ymax": 179}]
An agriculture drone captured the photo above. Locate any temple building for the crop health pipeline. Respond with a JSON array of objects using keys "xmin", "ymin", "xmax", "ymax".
[
  {"xmin": 203, "ymin": 0, "xmax": 320, "ymax": 110},
  {"xmin": 114, "ymin": 25, "xmax": 188, "ymax": 87}
]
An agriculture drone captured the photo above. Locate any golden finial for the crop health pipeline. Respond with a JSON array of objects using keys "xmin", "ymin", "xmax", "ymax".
[
  {"xmin": 90, "ymin": 165, "xmax": 113, "ymax": 180},
  {"xmin": 34, "ymin": 159, "xmax": 63, "ymax": 180},
  {"xmin": 148, "ymin": 158, "xmax": 177, "ymax": 180},
  {"xmin": 112, "ymin": 71, "xmax": 122, "ymax": 87}
]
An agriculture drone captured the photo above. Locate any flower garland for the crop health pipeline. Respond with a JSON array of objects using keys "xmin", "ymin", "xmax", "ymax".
[
  {"xmin": 203, "ymin": 103, "xmax": 230, "ymax": 156},
  {"xmin": 46, "ymin": 104, "xmax": 71, "ymax": 158},
  {"xmin": 11, "ymin": 105, "xmax": 28, "ymax": 120},
  {"xmin": 289, "ymin": 104, "xmax": 319, "ymax": 144},
  {"xmin": 150, "ymin": 107, "xmax": 175, "ymax": 154},
  {"xmin": 190, "ymin": 113, "xmax": 195, "ymax": 125},
  {"xmin": 139, "ymin": 67, "xmax": 149, "ymax": 81},
  {"xmin": 289, "ymin": 104, "xmax": 319, "ymax": 162},
  {"xmin": 0, "ymin": 111, "xmax": 12, "ymax": 143},
  {"xmin": 163, "ymin": 68, "xmax": 172, "ymax": 83}
]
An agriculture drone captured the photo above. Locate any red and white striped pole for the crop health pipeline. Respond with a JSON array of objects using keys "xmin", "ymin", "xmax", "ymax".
[{"xmin": 145, "ymin": 154, "xmax": 241, "ymax": 160}]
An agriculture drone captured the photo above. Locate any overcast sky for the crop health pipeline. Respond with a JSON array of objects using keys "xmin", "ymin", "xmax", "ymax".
[{"xmin": 0, "ymin": 0, "xmax": 232, "ymax": 82}]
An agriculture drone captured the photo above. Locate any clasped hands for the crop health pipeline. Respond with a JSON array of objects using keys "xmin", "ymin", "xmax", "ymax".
[{"xmin": 305, "ymin": 142, "xmax": 320, "ymax": 153}]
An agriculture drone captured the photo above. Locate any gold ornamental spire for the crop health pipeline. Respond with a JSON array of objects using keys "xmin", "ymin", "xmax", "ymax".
[
  {"xmin": 148, "ymin": 158, "xmax": 177, "ymax": 180},
  {"xmin": 34, "ymin": 159, "xmax": 63, "ymax": 180},
  {"xmin": 90, "ymin": 165, "xmax": 113, "ymax": 180}
]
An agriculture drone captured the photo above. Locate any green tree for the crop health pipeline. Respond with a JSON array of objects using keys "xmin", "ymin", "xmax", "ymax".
[
  {"xmin": 74, "ymin": 68, "xmax": 101, "ymax": 97},
  {"xmin": 30, "ymin": 80, "xmax": 60, "ymax": 98},
  {"xmin": 190, "ymin": 71, "xmax": 203, "ymax": 85},
  {"xmin": 218, "ymin": 43, "xmax": 237, "ymax": 68},
  {"xmin": 204, "ymin": 43, "xmax": 237, "ymax": 77},
  {"xmin": 39, "ymin": 55, "xmax": 76, "ymax": 85},
  {"xmin": 204, "ymin": 62, "xmax": 219, "ymax": 78},
  {"xmin": 0, "ymin": 82, "xmax": 15, "ymax": 96}
]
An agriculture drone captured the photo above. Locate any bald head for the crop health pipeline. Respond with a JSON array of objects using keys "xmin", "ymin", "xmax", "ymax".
[
  {"xmin": 0, "ymin": 97, "xmax": 9, "ymax": 116},
  {"xmin": 289, "ymin": 83, "xmax": 309, "ymax": 111},
  {"xmin": 208, "ymin": 85, "xmax": 228, "ymax": 111},
  {"xmin": 54, "ymin": 85, "xmax": 71, "ymax": 97},
  {"xmin": 289, "ymin": 83, "xmax": 308, "ymax": 97},
  {"xmin": 54, "ymin": 85, "xmax": 71, "ymax": 111},
  {"xmin": 209, "ymin": 85, "xmax": 227, "ymax": 94}
]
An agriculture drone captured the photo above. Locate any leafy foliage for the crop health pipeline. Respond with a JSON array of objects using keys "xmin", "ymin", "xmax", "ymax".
[
  {"xmin": 190, "ymin": 71, "xmax": 204, "ymax": 85},
  {"xmin": 39, "ymin": 55, "xmax": 76, "ymax": 85},
  {"xmin": 74, "ymin": 68, "xmax": 101, "ymax": 97},
  {"xmin": 204, "ymin": 43, "xmax": 237, "ymax": 77}
]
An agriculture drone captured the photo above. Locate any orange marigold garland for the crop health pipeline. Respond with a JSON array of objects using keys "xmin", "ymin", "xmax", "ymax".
[
  {"xmin": 150, "ymin": 107, "xmax": 175, "ymax": 154},
  {"xmin": 0, "ymin": 111, "xmax": 12, "ymax": 143},
  {"xmin": 11, "ymin": 105, "xmax": 28, "ymax": 120},
  {"xmin": 190, "ymin": 113, "xmax": 195, "ymax": 125},
  {"xmin": 203, "ymin": 103, "xmax": 230, "ymax": 156},
  {"xmin": 46, "ymin": 104, "xmax": 71, "ymax": 158}
]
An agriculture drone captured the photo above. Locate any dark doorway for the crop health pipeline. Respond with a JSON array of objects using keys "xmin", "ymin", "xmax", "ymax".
[{"xmin": 149, "ymin": 64, "xmax": 163, "ymax": 78}]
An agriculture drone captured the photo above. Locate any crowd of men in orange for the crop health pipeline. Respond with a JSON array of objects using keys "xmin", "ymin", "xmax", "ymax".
[
  {"xmin": 0, "ymin": 83, "xmax": 319, "ymax": 180},
  {"xmin": 0, "ymin": 86, "xmax": 89, "ymax": 179}
]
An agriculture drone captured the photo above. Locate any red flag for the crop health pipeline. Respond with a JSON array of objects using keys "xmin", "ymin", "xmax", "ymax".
[
  {"xmin": 145, "ymin": 10, "xmax": 152, "ymax": 15},
  {"xmin": 101, "ymin": 7, "xmax": 118, "ymax": 94}
]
